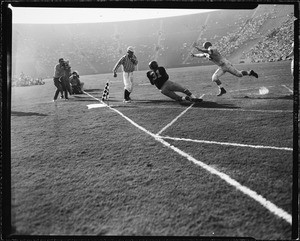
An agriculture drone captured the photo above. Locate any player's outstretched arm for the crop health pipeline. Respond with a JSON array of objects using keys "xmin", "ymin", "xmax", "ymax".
[
  {"xmin": 194, "ymin": 46, "xmax": 209, "ymax": 53},
  {"xmin": 191, "ymin": 53, "xmax": 208, "ymax": 58}
]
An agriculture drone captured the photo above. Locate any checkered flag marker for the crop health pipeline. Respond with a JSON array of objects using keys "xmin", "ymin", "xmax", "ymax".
[{"xmin": 101, "ymin": 82, "xmax": 109, "ymax": 101}]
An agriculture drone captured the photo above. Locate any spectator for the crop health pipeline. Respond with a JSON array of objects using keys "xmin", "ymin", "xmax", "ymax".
[
  {"xmin": 53, "ymin": 58, "xmax": 65, "ymax": 102},
  {"xmin": 69, "ymin": 71, "xmax": 84, "ymax": 94}
]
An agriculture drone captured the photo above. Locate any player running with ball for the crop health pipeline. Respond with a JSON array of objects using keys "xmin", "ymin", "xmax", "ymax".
[
  {"xmin": 191, "ymin": 41, "xmax": 258, "ymax": 96},
  {"xmin": 147, "ymin": 61, "xmax": 202, "ymax": 103}
]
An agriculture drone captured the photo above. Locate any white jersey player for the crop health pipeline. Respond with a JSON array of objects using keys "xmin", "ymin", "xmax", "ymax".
[{"xmin": 191, "ymin": 41, "xmax": 258, "ymax": 96}]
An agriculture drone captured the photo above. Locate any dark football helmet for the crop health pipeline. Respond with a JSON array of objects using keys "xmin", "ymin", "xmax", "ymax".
[
  {"xmin": 149, "ymin": 61, "xmax": 158, "ymax": 70},
  {"xmin": 203, "ymin": 42, "xmax": 212, "ymax": 49}
]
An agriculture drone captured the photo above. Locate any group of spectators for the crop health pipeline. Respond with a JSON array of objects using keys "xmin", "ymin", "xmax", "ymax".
[
  {"xmin": 212, "ymin": 9, "xmax": 279, "ymax": 57},
  {"xmin": 12, "ymin": 72, "xmax": 45, "ymax": 87},
  {"xmin": 53, "ymin": 58, "xmax": 84, "ymax": 101},
  {"xmin": 242, "ymin": 13, "xmax": 294, "ymax": 62},
  {"xmin": 12, "ymin": 5, "xmax": 294, "ymax": 78}
]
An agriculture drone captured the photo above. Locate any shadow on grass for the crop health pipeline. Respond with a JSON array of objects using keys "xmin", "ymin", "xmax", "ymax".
[
  {"xmin": 83, "ymin": 89, "xmax": 102, "ymax": 92},
  {"xmin": 189, "ymin": 101, "xmax": 240, "ymax": 109},
  {"xmin": 11, "ymin": 111, "xmax": 48, "ymax": 117},
  {"xmin": 134, "ymin": 99, "xmax": 176, "ymax": 104},
  {"xmin": 112, "ymin": 99, "xmax": 239, "ymax": 109},
  {"xmin": 232, "ymin": 94, "xmax": 293, "ymax": 100}
]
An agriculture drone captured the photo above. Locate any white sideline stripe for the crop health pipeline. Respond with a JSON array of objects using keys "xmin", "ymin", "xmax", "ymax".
[
  {"xmin": 281, "ymin": 85, "xmax": 293, "ymax": 93},
  {"xmin": 156, "ymin": 103, "xmax": 195, "ymax": 135},
  {"xmin": 108, "ymin": 104, "xmax": 290, "ymax": 113},
  {"xmin": 160, "ymin": 136, "xmax": 293, "ymax": 151},
  {"xmin": 107, "ymin": 105, "xmax": 292, "ymax": 225},
  {"xmin": 84, "ymin": 91, "xmax": 292, "ymax": 225},
  {"xmin": 83, "ymin": 90, "xmax": 103, "ymax": 103},
  {"xmin": 198, "ymin": 108, "xmax": 290, "ymax": 113}
]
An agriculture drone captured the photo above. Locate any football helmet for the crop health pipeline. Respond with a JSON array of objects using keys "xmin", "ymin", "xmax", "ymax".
[
  {"xmin": 203, "ymin": 42, "xmax": 212, "ymax": 49},
  {"xmin": 149, "ymin": 61, "xmax": 158, "ymax": 70}
]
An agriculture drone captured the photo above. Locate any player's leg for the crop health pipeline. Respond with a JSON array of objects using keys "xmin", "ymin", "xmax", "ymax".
[
  {"xmin": 227, "ymin": 63, "xmax": 258, "ymax": 78},
  {"xmin": 161, "ymin": 81, "xmax": 201, "ymax": 102},
  {"xmin": 127, "ymin": 72, "xmax": 134, "ymax": 100},
  {"xmin": 160, "ymin": 87, "xmax": 184, "ymax": 101},
  {"xmin": 123, "ymin": 72, "xmax": 132, "ymax": 102},
  {"xmin": 212, "ymin": 68, "xmax": 227, "ymax": 96},
  {"xmin": 169, "ymin": 81, "xmax": 202, "ymax": 102}
]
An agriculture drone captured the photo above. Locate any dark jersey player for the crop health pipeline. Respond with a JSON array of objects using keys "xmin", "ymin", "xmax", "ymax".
[{"xmin": 146, "ymin": 61, "xmax": 202, "ymax": 103}]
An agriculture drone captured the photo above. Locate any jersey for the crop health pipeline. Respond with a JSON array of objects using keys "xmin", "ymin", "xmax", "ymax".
[
  {"xmin": 147, "ymin": 66, "xmax": 169, "ymax": 89},
  {"xmin": 113, "ymin": 54, "xmax": 138, "ymax": 73},
  {"xmin": 207, "ymin": 47, "xmax": 228, "ymax": 66}
]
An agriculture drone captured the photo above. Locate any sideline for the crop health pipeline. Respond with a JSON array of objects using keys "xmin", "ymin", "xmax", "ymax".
[
  {"xmin": 83, "ymin": 91, "xmax": 292, "ymax": 225},
  {"xmin": 160, "ymin": 136, "xmax": 293, "ymax": 151}
]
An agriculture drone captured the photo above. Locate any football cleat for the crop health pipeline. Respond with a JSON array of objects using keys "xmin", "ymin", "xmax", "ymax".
[
  {"xmin": 217, "ymin": 87, "xmax": 226, "ymax": 96},
  {"xmin": 249, "ymin": 70, "xmax": 258, "ymax": 78},
  {"xmin": 123, "ymin": 99, "xmax": 131, "ymax": 103}
]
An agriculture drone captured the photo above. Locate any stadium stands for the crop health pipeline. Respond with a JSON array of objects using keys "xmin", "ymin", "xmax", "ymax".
[{"xmin": 11, "ymin": 5, "xmax": 294, "ymax": 81}]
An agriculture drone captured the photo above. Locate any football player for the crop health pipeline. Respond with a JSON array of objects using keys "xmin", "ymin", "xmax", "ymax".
[
  {"xmin": 191, "ymin": 41, "xmax": 258, "ymax": 96},
  {"xmin": 147, "ymin": 61, "xmax": 202, "ymax": 103}
]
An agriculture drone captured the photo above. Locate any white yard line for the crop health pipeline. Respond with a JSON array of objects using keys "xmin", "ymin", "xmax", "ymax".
[
  {"xmin": 281, "ymin": 85, "xmax": 293, "ymax": 93},
  {"xmin": 198, "ymin": 108, "xmax": 291, "ymax": 113},
  {"xmin": 108, "ymin": 104, "xmax": 292, "ymax": 225},
  {"xmin": 83, "ymin": 91, "xmax": 292, "ymax": 225},
  {"xmin": 156, "ymin": 103, "xmax": 195, "ymax": 135},
  {"xmin": 160, "ymin": 136, "xmax": 293, "ymax": 151},
  {"xmin": 156, "ymin": 94, "xmax": 205, "ymax": 135}
]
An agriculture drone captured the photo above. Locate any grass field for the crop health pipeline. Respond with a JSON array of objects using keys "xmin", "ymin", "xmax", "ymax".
[{"xmin": 10, "ymin": 61, "xmax": 296, "ymax": 239}]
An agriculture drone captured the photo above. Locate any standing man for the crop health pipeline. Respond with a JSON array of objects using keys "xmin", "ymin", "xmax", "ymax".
[
  {"xmin": 113, "ymin": 46, "xmax": 138, "ymax": 103},
  {"xmin": 191, "ymin": 42, "xmax": 258, "ymax": 96},
  {"xmin": 61, "ymin": 60, "xmax": 73, "ymax": 99},
  {"xmin": 53, "ymin": 58, "xmax": 65, "ymax": 102},
  {"xmin": 147, "ymin": 61, "xmax": 202, "ymax": 103}
]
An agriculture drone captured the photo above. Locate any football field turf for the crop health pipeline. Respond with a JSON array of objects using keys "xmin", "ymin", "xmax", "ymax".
[{"xmin": 10, "ymin": 61, "xmax": 296, "ymax": 239}]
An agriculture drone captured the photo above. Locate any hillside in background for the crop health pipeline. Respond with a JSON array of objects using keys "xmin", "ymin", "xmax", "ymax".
[{"xmin": 12, "ymin": 4, "xmax": 294, "ymax": 79}]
